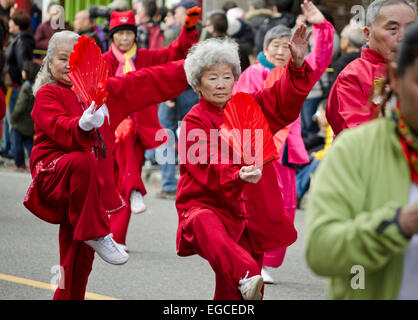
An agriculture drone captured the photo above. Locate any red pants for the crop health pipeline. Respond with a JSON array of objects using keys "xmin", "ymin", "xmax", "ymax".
[
  {"xmin": 263, "ymin": 163, "xmax": 297, "ymax": 268},
  {"xmin": 111, "ymin": 132, "xmax": 146, "ymax": 245},
  {"xmin": 182, "ymin": 208, "xmax": 263, "ymax": 300},
  {"xmin": 37, "ymin": 151, "xmax": 110, "ymax": 299}
]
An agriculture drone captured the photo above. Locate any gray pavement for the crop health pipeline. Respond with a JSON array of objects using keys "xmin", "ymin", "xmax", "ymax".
[{"xmin": 0, "ymin": 160, "xmax": 326, "ymax": 300}]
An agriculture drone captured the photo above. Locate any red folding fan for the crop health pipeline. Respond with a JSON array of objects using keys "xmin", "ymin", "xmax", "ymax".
[
  {"xmin": 220, "ymin": 92, "xmax": 279, "ymax": 168},
  {"xmin": 263, "ymin": 66, "xmax": 290, "ymax": 154},
  {"xmin": 68, "ymin": 35, "xmax": 109, "ymax": 110}
]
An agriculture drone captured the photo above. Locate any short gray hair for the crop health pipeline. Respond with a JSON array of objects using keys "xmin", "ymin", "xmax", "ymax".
[
  {"xmin": 263, "ymin": 24, "xmax": 291, "ymax": 48},
  {"xmin": 366, "ymin": 0, "xmax": 417, "ymax": 26},
  {"xmin": 184, "ymin": 38, "xmax": 241, "ymax": 93},
  {"xmin": 33, "ymin": 31, "xmax": 80, "ymax": 95}
]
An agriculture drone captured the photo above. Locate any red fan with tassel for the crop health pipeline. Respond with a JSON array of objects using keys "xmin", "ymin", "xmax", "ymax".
[
  {"xmin": 68, "ymin": 35, "xmax": 109, "ymax": 110},
  {"xmin": 220, "ymin": 92, "xmax": 279, "ymax": 168},
  {"xmin": 263, "ymin": 66, "xmax": 290, "ymax": 154}
]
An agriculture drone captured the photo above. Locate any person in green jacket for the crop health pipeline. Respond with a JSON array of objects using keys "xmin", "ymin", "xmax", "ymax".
[
  {"xmin": 10, "ymin": 60, "xmax": 40, "ymax": 170},
  {"xmin": 305, "ymin": 21, "xmax": 418, "ymax": 299}
]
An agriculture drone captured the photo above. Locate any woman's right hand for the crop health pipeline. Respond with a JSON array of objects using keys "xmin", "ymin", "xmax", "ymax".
[
  {"xmin": 79, "ymin": 101, "xmax": 109, "ymax": 131},
  {"xmin": 239, "ymin": 165, "xmax": 262, "ymax": 184}
]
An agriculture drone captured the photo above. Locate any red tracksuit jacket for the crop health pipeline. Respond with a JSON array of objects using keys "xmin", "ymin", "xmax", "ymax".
[
  {"xmin": 102, "ymin": 26, "xmax": 198, "ymax": 149},
  {"xmin": 175, "ymin": 61, "xmax": 315, "ymax": 255},
  {"xmin": 326, "ymin": 47, "xmax": 387, "ymax": 137},
  {"xmin": 25, "ymin": 60, "xmax": 188, "ymax": 224}
]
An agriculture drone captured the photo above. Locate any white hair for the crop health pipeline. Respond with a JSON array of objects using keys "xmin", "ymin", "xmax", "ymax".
[
  {"xmin": 366, "ymin": 0, "xmax": 417, "ymax": 26},
  {"xmin": 184, "ymin": 38, "xmax": 241, "ymax": 93},
  {"xmin": 33, "ymin": 31, "xmax": 80, "ymax": 96},
  {"xmin": 263, "ymin": 24, "xmax": 291, "ymax": 48}
]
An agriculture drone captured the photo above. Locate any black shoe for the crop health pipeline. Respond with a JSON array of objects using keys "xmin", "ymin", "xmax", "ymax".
[{"xmin": 156, "ymin": 190, "xmax": 177, "ymax": 200}]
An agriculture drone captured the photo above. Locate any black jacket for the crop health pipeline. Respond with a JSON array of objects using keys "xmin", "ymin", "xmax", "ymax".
[
  {"xmin": 253, "ymin": 12, "xmax": 296, "ymax": 54},
  {"xmin": 79, "ymin": 28, "xmax": 104, "ymax": 53},
  {"xmin": 5, "ymin": 30, "xmax": 35, "ymax": 85}
]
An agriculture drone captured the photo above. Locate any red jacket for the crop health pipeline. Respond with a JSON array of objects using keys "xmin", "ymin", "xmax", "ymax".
[
  {"xmin": 25, "ymin": 60, "xmax": 188, "ymax": 224},
  {"xmin": 175, "ymin": 61, "xmax": 315, "ymax": 255},
  {"xmin": 102, "ymin": 27, "xmax": 198, "ymax": 149},
  {"xmin": 326, "ymin": 47, "xmax": 387, "ymax": 137}
]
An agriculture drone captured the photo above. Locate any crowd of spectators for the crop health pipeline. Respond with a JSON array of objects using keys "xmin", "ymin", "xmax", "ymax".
[{"xmin": 0, "ymin": 0, "xmax": 363, "ymax": 198}]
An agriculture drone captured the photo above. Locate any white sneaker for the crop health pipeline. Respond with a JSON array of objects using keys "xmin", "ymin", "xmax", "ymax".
[
  {"xmin": 118, "ymin": 243, "xmax": 129, "ymax": 253},
  {"xmin": 261, "ymin": 266, "xmax": 275, "ymax": 284},
  {"xmin": 130, "ymin": 190, "xmax": 147, "ymax": 214},
  {"xmin": 238, "ymin": 271, "xmax": 263, "ymax": 300},
  {"xmin": 85, "ymin": 233, "xmax": 129, "ymax": 265}
]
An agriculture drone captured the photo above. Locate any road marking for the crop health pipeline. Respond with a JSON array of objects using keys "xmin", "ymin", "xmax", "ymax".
[{"xmin": 0, "ymin": 273, "xmax": 120, "ymax": 300}]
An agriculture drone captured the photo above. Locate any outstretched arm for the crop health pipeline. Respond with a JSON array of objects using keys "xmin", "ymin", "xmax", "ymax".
[
  {"xmin": 301, "ymin": 0, "xmax": 335, "ymax": 82},
  {"xmin": 136, "ymin": 7, "xmax": 200, "ymax": 66},
  {"xmin": 253, "ymin": 24, "xmax": 315, "ymax": 133},
  {"xmin": 106, "ymin": 60, "xmax": 188, "ymax": 130}
]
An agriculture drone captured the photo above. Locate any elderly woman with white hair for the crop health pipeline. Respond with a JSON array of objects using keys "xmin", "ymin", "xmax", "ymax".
[
  {"xmin": 233, "ymin": 0, "xmax": 334, "ymax": 284},
  {"xmin": 175, "ymin": 24, "xmax": 315, "ymax": 300},
  {"xmin": 23, "ymin": 30, "xmax": 190, "ymax": 300}
]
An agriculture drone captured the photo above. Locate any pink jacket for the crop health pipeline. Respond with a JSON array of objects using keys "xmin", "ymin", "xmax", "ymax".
[{"xmin": 233, "ymin": 20, "xmax": 334, "ymax": 164}]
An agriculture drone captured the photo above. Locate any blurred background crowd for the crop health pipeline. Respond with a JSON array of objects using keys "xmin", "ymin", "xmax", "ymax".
[{"xmin": 0, "ymin": 0, "xmax": 369, "ymax": 203}]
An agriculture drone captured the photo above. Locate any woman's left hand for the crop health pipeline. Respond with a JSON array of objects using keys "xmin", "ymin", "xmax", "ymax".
[
  {"xmin": 289, "ymin": 24, "xmax": 312, "ymax": 68},
  {"xmin": 301, "ymin": 0, "xmax": 325, "ymax": 25}
]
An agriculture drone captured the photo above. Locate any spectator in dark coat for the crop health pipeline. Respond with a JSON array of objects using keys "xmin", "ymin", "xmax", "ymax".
[
  {"xmin": 0, "ymin": 11, "xmax": 35, "ymax": 159},
  {"xmin": 10, "ymin": 61, "xmax": 40, "ymax": 169},
  {"xmin": 245, "ymin": 0, "xmax": 274, "ymax": 35},
  {"xmin": 329, "ymin": 21, "xmax": 365, "ymax": 87},
  {"xmin": 6, "ymin": 11, "xmax": 35, "ymax": 86},
  {"xmin": 253, "ymin": 0, "xmax": 296, "ymax": 54},
  {"xmin": 227, "ymin": 17, "xmax": 253, "ymax": 71},
  {"xmin": 74, "ymin": 10, "xmax": 104, "ymax": 52}
]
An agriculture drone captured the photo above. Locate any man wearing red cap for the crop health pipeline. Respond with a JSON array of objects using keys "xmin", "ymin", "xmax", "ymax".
[{"xmin": 102, "ymin": 8, "xmax": 200, "ymax": 251}]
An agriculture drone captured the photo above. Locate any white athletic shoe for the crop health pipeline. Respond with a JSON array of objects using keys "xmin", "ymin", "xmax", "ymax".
[
  {"xmin": 119, "ymin": 243, "xmax": 129, "ymax": 253},
  {"xmin": 85, "ymin": 233, "xmax": 129, "ymax": 265},
  {"xmin": 261, "ymin": 266, "xmax": 275, "ymax": 284},
  {"xmin": 130, "ymin": 190, "xmax": 147, "ymax": 214},
  {"xmin": 238, "ymin": 271, "xmax": 263, "ymax": 300}
]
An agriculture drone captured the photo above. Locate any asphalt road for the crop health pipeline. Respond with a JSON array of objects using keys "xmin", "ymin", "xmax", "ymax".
[{"xmin": 0, "ymin": 165, "xmax": 326, "ymax": 300}]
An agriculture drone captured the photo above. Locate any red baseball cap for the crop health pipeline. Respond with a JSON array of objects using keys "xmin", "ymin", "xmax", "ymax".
[{"xmin": 109, "ymin": 10, "xmax": 137, "ymax": 38}]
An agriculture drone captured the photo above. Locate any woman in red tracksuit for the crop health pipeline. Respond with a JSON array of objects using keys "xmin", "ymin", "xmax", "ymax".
[
  {"xmin": 176, "ymin": 25, "xmax": 315, "ymax": 300},
  {"xmin": 102, "ymin": 9, "xmax": 199, "ymax": 250},
  {"xmin": 24, "ymin": 30, "xmax": 190, "ymax": 300}
]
